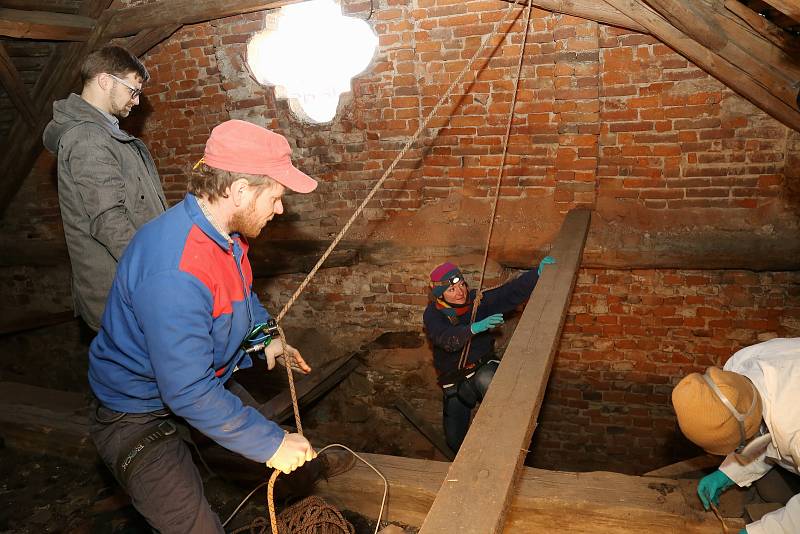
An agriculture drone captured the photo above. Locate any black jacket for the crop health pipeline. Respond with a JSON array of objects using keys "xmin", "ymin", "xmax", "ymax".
[{"xmin": 423, "ymin": 269, "xmax": 538, "ymax": 384}]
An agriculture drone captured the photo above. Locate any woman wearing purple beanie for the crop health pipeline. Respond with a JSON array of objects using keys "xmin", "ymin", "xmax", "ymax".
[{"xmin": 423, "ymin": 256, "xmax": 555, "ymax": 452}]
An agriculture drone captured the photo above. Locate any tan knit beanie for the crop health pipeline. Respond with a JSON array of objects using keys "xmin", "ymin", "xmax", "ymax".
[{"xmin": 672, "ymin": 367, "xmax": 762, "ymax": 455}]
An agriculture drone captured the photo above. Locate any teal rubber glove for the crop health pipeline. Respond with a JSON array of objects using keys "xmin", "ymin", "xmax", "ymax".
[
  {"xmin": 697, "ymin": 470, "xmax": 735, "ymax": 510},
  {"xmin": 739, "ymin": 530, "xmax": 747, "ymax": 534},
  {"xmin": 538, "ymin": 256, "xmax": 556, "ymax": 276},
  {"xmin": 470, "ymin": 313, "xmax": 504, "ymax": 334}
]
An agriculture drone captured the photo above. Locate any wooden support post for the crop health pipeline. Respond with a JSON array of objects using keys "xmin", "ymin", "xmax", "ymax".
[
  {"xmin": 419, "ymin": 209, "xmax": 591, "ymax": 534},
  {"xmin": 314, "ymin": 452, "xmax": 745, "ymax": 533},
  {"xmin": 394, "ymin": 398, "xmax": 455, "ymax": 461}
]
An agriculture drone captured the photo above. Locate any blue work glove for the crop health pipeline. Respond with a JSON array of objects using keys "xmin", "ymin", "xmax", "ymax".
[
  {"xmin": 537, "ymin": 256, "xmax": 556, "ymax": 276},
  {"xmin": 470, "ymin": 313, "xmax": 504, "ymax": 334},
  {"xmin": 739, "ymin": 530, "xmax": 747, "ymax": 534},
  {"xmin": 697, "ymin": 470, "xmax": 735, "ymax": 510}
]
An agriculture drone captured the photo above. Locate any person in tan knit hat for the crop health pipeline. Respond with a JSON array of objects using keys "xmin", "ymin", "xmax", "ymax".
[{"xmin": 671, "ymin": 338, "xmax": 800, "ymax": 534}]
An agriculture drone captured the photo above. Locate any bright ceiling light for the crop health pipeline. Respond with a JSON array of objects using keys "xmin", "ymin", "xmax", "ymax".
[{"xmin": 247, "ymin": 0, "xmax": 377, "ymax": 123}]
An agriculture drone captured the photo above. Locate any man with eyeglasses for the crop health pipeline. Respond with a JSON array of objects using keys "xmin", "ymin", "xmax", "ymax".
[
  {"xmin": 423, "ymin": 257, "xmax": 555, "ymax": 452},
  {"xmin": 43, "ymin": 45, "xmax": 166, "ymax": 334},
  {"xmin": 672, "ymin": 337, "xmax": 800, "ymax": 533}
]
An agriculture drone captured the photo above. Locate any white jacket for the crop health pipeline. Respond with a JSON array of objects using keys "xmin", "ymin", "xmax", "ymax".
[{"xmin": 719, "ymin": 337, "xmax": 800, "ymax": 534}]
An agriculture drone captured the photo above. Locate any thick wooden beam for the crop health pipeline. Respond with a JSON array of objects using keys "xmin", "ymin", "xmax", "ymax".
[
  {"xmin": 498, "ymin": 0, "xmax": 645, "ymax": 32},
  {"xmin": 643, "ymin": 0, "xmax": 800, "ymax": 111},
  {"xmin": 602, "ymin": 0, "xmax": 800, "ymax": 132},
  {"xmin": 0, "ymin": 8, "xmax": 95, "ymax": 41},
  {"xmin": 760, "ymin": 0, "xmax": 800, "ymax": 20},
  {"xmin": 0, "ymin": 42, "xmax": 38, "ymax": 127},
  {"xmin": 419, "ymin": 209, "xmax": 591, "ymax": 534},
  {"xmin": 725, "ymin": 0, "xmax": 800, "ymax": 56},
  {"xmin": 315, "ymin": 452, "xmax": 745, "ymax": 533},
  {"xmin": 0, "ymin": 1, "xmax": 80, "ymax": 14},
  {"xmin": 105, "ymin": 0, "xmax": 304, "ymax": 39}
]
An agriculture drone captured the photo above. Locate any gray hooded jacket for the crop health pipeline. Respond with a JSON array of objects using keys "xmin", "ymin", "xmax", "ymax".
[{"xmin": 43, "ymin": 93, "xmax": 167, "ymax": 330}]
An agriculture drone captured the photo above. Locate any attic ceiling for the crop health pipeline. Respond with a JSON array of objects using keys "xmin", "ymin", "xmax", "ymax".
[{"xmin": 0, "ymin": 0, "xmax": 798, "ymax": 216}]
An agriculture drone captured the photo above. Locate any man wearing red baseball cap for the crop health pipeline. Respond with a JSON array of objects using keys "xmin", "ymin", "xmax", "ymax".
[{"xmin": 87, "ymin": 120, "xmax": 318, "ymax": 532}]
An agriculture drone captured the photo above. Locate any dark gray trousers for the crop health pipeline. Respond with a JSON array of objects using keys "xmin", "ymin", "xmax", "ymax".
[{"xmin": 89, "ymin": 380, "xmax": 259, "ymax": 533}]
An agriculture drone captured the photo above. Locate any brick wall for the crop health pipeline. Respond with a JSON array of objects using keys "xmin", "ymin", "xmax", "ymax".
[
  {"xmin": 532, "ymin": 269, "xmax": 800, "ymax": 473},
  {"xmin": 0, "ymin": 0, "xmax": 798, "ymax": 472}
]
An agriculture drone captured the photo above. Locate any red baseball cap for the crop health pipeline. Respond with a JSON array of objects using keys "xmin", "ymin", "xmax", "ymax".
[{"xmin": 203, "ymin": 120, "xmax": 317, "ymax": 193}]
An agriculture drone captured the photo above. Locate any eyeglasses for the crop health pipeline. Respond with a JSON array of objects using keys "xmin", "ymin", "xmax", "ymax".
[{"xmin": 106, "ymin": 73, "xmax": 143, "ymax": 99}]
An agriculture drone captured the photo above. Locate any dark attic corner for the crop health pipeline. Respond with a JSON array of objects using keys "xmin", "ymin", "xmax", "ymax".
[{"xmin": 0, "ymin": 0, "xmax": 799, "ymax": 532}]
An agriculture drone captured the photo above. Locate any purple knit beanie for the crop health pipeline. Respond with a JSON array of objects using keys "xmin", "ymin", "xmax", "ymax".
[{"xmin": 429, "ymin": 262, "xmax": 464, "ymax": 298}]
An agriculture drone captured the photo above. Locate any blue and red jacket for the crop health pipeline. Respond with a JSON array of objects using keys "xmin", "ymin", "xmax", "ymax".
[{"xmin": 89, "ymin": 193, "xmax": 284, "ymax": 463}]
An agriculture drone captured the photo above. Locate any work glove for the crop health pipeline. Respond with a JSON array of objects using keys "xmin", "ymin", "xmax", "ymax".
[
  {"xmin": 470, "ymin": 313, "xmax": 504, "ymax": 334},
  {"xmin": 266, "ymin": 432, "xmax": 317, "ymax": 474},
  {"xmin": 739, "ymin": 530, "xmax": 747, "ymax": 534},
  {"xmin": 697, "ymin": 469, "xmax": 735, "ymax": 510},
  {"xmin": 264, "ymin": 342, "xmax": 312, "ymax": 374},
  {"xmin": 538, "ymin": 255, "xmax": 556, "ymax": 276}
]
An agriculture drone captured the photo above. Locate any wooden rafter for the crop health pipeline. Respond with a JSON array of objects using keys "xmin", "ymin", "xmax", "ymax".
[
  {"xmin": 105, "ymin": 0, "xmax": 304, "ymax": 39},
  {"xmin": 0, "ymin": 8, "xmax": 95, "ymax": 41},
  {"xmin": 499, "ymin": 0, "xmax": 645, "ymax": 32},
  {"xmin": 0, "ymin": 42, "xmax": 38, "ymax": 127},
  {"xmin": 725, "ymin": 0, "xmax": 800, "ymax": 56},
  {"xmin": 602, "ymin": 0, "xmax": 800, "ymax": 131},
  {"xmin": 0, "ymin": 1, "xmax": 81, "ymax": 14},
  {"xmin": 760, "ymin": 0, "xmax": 800, "ymax": 20},
  {"xmin": 419, "ymin": 209, "xmax": 591, "ymax": 534},
  {"xmin": 643, "ymin": 0, "xmax": 800, "ymax": 110}
]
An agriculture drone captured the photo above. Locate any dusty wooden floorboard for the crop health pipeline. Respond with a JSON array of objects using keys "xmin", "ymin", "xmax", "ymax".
[
  {"xmin": 315, "ymin": 452, "xmax": 745, "ymax": 533},
  {"xmin": 419, "ymin": 209, "xmax": 592, "ymax": 533}
]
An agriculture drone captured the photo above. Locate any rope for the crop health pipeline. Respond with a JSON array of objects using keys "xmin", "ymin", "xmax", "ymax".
[
  {"xmin": 223, "ymin": 444, "xmax": 389, "ymax": 534},
  {"xmin": 255, "ymin": 2, "xmax": 532, "ymax": 531},
  {"xmin": 275, "ymin": 0, "xmax": 528, "ymax": 325},
  {"xmin": 458, "ymin": 0, "xmax": 534, "ymax": 370}
]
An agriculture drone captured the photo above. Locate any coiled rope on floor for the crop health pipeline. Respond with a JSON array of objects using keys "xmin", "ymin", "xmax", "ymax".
[{"xmin": 229, "ymin": 1, "xmax": 535, "ymax": 532}]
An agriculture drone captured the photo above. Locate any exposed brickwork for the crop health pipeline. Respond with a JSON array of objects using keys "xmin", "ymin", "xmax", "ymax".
[
  {"xmin": 0, "ymin": 0, "xmax": 798, "ymax": 474},
  {"xmin": 532, "ymin": 269, "xmax": 800, "ymax": 473}
]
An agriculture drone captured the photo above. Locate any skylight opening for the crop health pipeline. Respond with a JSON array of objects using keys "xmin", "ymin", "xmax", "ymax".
[{"xmin": 246, "ymin": 0, "xmax": 378, "ymax": 124}]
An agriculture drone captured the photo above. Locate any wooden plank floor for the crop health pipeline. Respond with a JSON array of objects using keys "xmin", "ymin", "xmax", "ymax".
[{"xmin": 315, "ymin": 452, "xmax": 745, "ymax": 533}]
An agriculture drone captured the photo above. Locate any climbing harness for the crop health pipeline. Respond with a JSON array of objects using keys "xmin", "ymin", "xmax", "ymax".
[{"xmin": 227, "ymin": 0, "xmax": 536, "ymax": 531}]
